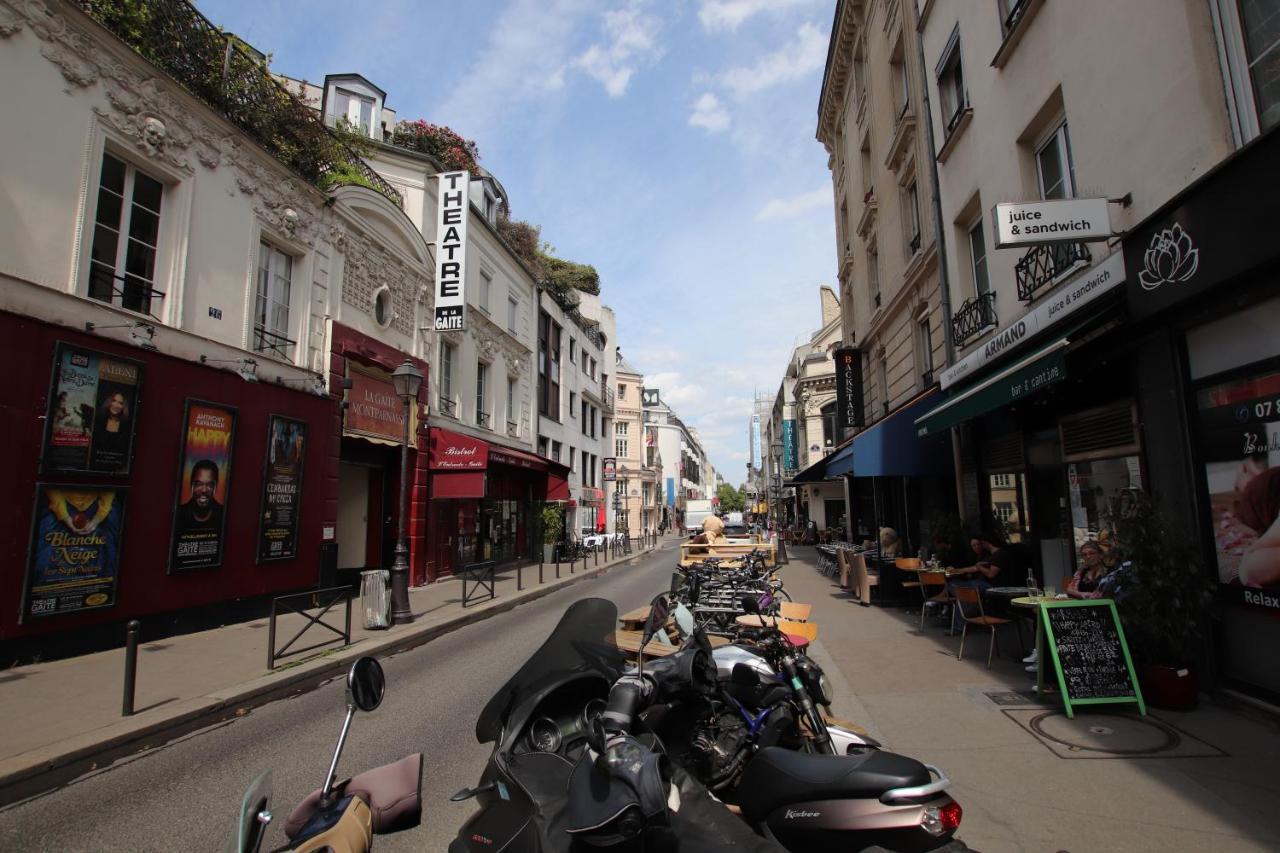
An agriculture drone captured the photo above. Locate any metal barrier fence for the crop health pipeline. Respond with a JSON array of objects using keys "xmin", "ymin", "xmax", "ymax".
[
  {"xmin": 461, "ymin": 560, "xmax": 496, "ymax": 607},
  {"xmin": 267, "ymin": 586, "xmax": 354, "ymax": 670}
]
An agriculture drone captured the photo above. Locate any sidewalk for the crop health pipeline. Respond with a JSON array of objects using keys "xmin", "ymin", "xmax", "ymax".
[
  {"xmin": 0, "ymin": 539, "xmax": 666, "ymax": 804},
  {"xmin": 781, "ymin": 546, "xmax": 1280, "ymax": 853}
]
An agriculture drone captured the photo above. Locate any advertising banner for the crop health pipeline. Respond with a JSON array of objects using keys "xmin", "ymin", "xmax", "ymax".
[
  {"xmin": 751, "ymin": 415, "xmax": 762, "ymax": 469},
  {"xmin": 782, "ymin": 420, "xmax": 797, "ymax": 472},
  {"xmin": 344, "ymin": 365, "xmax": 411, "ymax": 444},
  {"xmin": 257, "ymin": 415, "xmax": 306, "ymax": 563},
  {"xmin": 1194, "ymin": 358, "xmax": 1280, "ymax": 610},
  {"xmin": 434, "ymin": 171, "xmax": 471, "ymax": 331},
  {"xmin": 170, "ymin": 400, "xmax": 236, "ymax": 572},
  {"xmin": 42, "ymin": 342, "xmax": 144, "ymax": 474},
  {"xmin": 834, "ymin": 347, "xmax": 864, "ymax": 430},
  {"xmin": 22, "ymin": 484, "xmax": 127, "ymax": 620},
  {"xmin": 602, "ymin": 457, "xmax": 617, "ymax": 481}
]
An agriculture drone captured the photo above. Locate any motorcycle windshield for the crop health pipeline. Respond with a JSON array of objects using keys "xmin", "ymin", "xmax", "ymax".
[{"xmin": 476, "ymin": 597, "xmax": 626, "ymax": 743}]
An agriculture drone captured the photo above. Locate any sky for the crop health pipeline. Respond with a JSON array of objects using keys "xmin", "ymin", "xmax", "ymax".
[{"xmin": 199, "ymin": 0, "xmax": 838, "ymax": 485}]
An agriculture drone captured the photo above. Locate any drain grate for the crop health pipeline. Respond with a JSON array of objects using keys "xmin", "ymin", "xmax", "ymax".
[{"xmin": 983, "ymin": 689, "xmax": 1048, "ymax": 707}]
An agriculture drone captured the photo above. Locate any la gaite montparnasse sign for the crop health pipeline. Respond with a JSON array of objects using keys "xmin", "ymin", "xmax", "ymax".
[
  {"xmin": 433, "ymin": 171, "xmax": 471, "ymax": 332},
  {"xmin": 834, "ymin": 347, "xmax": 864, "ymax": 431}
]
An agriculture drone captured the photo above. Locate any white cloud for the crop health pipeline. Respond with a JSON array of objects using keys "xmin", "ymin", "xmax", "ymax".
[
  {"xmin": 645, "ymin": 371, "xmax": 706, "ymax": 407},
  {"xmin": 688, "ymin": 92, "xmax": 730, "ymax": 132},
  {"xmin": 719, "ymin": 22, "xmax": 829, "ymax": 98},
  {"xmin": 755, "ymin": 186, "xmax": 830, "ymax": 221},
  {"xmin": 573, "ymin": 1, "xmax": 663, "ymax": 97},
  {"xmin": 698, "ymin": 0, "xmax": 825, "ymax": 32}
]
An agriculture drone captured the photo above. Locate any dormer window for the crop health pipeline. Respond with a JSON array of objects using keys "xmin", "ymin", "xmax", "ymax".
[
  {"xmin": 323, "ymin": 75, "xmax": 386, "ymax": 140},
  {"xmin": 333, "ymin": 88, "xmax": 374, "ymax": 135}
]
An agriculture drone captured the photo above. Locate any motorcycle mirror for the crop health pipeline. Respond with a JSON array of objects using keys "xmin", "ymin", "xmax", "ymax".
[
  {"xmin": 347, "ymin": 656, "xmax": 385, "ymax": 713},
  {"xmin": 738, "ymin": 593, "xmax": 760, "ymax": 613},
  {"xmin": 587, "ymin": 715, "xmax": 607, "ymax": 756},
  {"xmin": 641, "ymin": 594, "xmax": 671, "ymax": 647}
]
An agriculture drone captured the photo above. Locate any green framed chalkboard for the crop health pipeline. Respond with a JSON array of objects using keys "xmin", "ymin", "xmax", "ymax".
[{"xmin": 1039, "ymin": 599, "xmax": 1145, "ymax": 719}]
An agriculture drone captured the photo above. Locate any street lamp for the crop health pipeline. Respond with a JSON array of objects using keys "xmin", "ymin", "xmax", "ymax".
[{"xmin": 390, "ymin": 359, "xmax": 423, "ymax": 625}]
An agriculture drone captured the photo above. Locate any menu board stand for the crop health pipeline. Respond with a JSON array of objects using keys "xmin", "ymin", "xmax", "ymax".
[{"xmin": 1039, "ymin": 599, "xmax": 1145, "ymax": 719}]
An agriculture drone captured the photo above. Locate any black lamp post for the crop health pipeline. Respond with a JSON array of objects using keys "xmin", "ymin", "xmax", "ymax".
[{"xmin": 390, "ymin": 359, "xmax": 423, "ymax": 625}]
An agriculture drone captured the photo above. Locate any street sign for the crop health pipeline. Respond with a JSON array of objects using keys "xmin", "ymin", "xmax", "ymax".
[
  {"xmin": 993, "ymin": 198, "xmax": 1112, "ymax": 249},
  {"xmin": 602, "ymin": 457, "xmax": 616, "ymax": 481}
]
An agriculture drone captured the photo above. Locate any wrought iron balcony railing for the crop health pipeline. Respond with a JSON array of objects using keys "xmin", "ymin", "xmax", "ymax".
[
  {"xmin": 476, "ymin": 410, "xmax": 491, "ymax": 428},
  {"xmin": 74, "ymin": 0, "xmax": 402, "ymax": 208},
  {"xmin": 1015, "ymin": 242, "xmax": 1091, "ymax": 303},
  {"xmin": 951, "ymin": 292, "xmax": 998, "ymax": 349},
  {"xmin": 253, "ymin": 325, "xmax": 296, "ymax": 360},
  {"xmin": 437, "ymin": 396, "xmax": 456, "ymax": 417}
]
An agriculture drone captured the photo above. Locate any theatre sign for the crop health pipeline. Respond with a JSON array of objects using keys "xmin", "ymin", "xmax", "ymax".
[{"xmin": 993, "ymin": 197, "xmax": 1112, "ymax": 249}]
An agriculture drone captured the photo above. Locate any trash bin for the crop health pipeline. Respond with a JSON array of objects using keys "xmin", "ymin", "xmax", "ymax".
[{"xmin": 361, "ymin": 570, "xmax": 390, "ymax": 630}]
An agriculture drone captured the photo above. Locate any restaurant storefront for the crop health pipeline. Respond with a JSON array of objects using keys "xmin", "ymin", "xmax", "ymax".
[
  {"xmin": 1119, "ymin": 127, "xmax": 1280, "ymax": 702},
  {"xmin": 426, "ymin": 426, "xmax": 567, "ymax": 579},
  {"xmin": 917, "ymin": 249, "xmax": 1143, "ymax": 590}
]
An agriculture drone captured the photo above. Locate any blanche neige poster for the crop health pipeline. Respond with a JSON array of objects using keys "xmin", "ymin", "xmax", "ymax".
[
  {"xmin": 170, "ymin": 400, "xmax": 236, "ymax": 572},
  {"xmin": 257, "ymin": 415, "xmax": 306, "ymax": 563},
  {"xmin": 23, "ymin": 484, "xmax": 128, "ymax": 620}
]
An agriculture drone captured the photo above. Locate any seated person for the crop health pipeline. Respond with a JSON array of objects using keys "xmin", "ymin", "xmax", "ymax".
[
  {"xmin": 948, "ymin": 531, "xmax": 1033, "ymax": 630},
  {"xmin": 1066, "ymin": 539, "xmax": 1107, "ymax": 599},
  {"xmin": 687, "ymin": 514, "xmax": 728, "ymax": 555},
  {"xmin": 879, "ymin": 527, "xmax": 901, "ymax": 558}
]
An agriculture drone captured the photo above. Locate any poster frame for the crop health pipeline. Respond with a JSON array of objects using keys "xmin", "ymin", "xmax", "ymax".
[
  {"xmin": 255, "ymin": 414, "xmax": 307, "ymax": 564},
  {"xmin": 39, "ymin": 341, "xmax": 145, "ymax": 476},
  {"xmin": 168, "ymin": 398, "xmax": 238, "ymax": 573},
  {"xmin": 1038, "ymin": 598, "xmax": 1145, "ymax": 719}
]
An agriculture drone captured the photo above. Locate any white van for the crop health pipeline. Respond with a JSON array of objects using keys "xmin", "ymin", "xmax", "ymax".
[{"xmin": 684, "ymin": 499, "xmax": 715, "ymax": 533}]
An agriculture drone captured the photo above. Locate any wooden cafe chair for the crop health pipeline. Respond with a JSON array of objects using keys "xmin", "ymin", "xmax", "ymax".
[
  {"xmin": 917, "ymin": 569, "xmax": 953, "ymax": 632},
  {"xmin": 952, "ymin": 585, "xmax": 1011, "ymax": 669},
  {"xmin": 851, "ymin": 551, "xmax": 879, "ymax": 606}
]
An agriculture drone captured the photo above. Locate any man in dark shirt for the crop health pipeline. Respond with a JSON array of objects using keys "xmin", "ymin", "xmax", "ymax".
[{"xmin": 948, "ymin": 532, "xmax": 1033, "ymax": 631}]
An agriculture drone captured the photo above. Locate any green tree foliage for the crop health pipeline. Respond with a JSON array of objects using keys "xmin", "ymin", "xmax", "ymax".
[{"xmin": 717, "ymin": 484, "xmax": 747, "ymax": 513}]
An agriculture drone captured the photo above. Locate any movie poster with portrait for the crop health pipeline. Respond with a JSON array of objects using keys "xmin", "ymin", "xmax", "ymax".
[
  {"xmin": 42, "ymin": 343, "xmax": 143, "ymax": 475},
  {"xmin": 256, "ymin": 415, "xmax": 307, "ymax": 563},
  {"xmin": 1195, "ymin": 357, "xmax": 1280, "ymax": 611},
  {"xmin": 169, "ymin": 400, "xmax": 236, "ymax": 572},
  {"xmin": 22, "ymin": 484, "xmax": 128, "ymax": 621}
]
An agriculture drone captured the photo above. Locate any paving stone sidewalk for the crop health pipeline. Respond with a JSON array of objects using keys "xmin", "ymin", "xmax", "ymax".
[
  {"xmin": 780, "ymin": 546, "xmax": 1280, "ymax": 853},
  {"xmin": 0, "ymin": 539, "xmax": 663, "ymax": 803}
]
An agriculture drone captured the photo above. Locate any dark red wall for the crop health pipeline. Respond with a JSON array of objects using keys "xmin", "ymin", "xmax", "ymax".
[{"xmin": 0, "ymin": 311, "xmax": 339, "ymax": 640}]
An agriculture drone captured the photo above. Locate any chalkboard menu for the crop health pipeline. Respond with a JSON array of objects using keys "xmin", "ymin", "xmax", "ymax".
[{"xmin": 1039, "ymin": 600, "xmax": 1145, "ymax": 718}]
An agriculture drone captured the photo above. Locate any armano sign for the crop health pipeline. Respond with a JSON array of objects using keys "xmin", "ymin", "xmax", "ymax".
[{"xmin": 993, "ymin": 198, "xmax": 1112, "ymax": 249}]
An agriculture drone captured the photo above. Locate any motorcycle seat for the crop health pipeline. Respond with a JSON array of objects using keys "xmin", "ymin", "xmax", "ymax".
[{"xmin": 735, "ymin": 746, "xmax": 930, "ymax": 820}]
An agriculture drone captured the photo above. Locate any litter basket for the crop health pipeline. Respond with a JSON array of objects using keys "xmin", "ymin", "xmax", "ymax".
[{"xmin": 361, "ymin": 569, "xmax": 391, "ymax": 630}]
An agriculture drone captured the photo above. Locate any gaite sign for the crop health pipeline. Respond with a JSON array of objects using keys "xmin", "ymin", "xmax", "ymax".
[
  {"xmin": 993, "ymin": 198, "xmax": 1112, "ymax": 249},
  {"xmin": 834, "ymin": 347, "xmax": 864, "ymax": 430},
  {"xmin": 429, "ymin": 428, "xmax": 489, "ymax": 470},
  {"xmin": 433, "ymin": 171, "xmax": 471, "ymax": 332},
  {"xmin": 345, "ymin": 367, "xmax": 410, "ymax": 444}
]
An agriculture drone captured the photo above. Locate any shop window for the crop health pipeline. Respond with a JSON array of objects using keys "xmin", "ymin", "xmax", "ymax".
[
  {"xmin": 1066, "ymin": 458, "xmax": 1143, "ymax": 545},
  {"xmin": 254, "ymin": 240, "xmax": 294, "ymax": 360},
  {"xmin": 988, "ymin": 471, "xmax": 1029, "ymax": 542},
  {"xmin": 90, "ymin": 151, "xmax": 165, "ymax": 317},
  {"xmin": 1036, "ymin": 121, "xmax": 1076, "ymax": 200}
]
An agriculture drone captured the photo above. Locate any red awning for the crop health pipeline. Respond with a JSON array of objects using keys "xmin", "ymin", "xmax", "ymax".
[
  {"xmin": 431, "ymin": 471, "xmax": 486, "ymax": 499},
  {"xmin": 547, "ymin": 471, "xmax": 570, "ymax": 501},
  {"xmin": 429, "ymin": 427, "xmax": 489, "ymax": 470},
  {"xmin": 489, "ymin": 444, "xmax": 549, "ymax": 471}
]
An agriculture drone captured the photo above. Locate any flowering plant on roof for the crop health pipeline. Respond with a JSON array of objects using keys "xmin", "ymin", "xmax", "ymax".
[{"xmin": 390, "ymin": 119, "xmax": 480, "ymax": 174}]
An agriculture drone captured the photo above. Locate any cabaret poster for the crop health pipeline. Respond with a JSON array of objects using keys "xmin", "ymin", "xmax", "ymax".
[
  {"xmin": 42, "ymin": 342, "xmax": 143, "ymax": 475},
  {"xmin": 256, "ymin": 415, "xmax": 307, "ymax": 563},
  {"xmin": 169, "ymin": 400, "xmax": 237, "ymax": 572},
  {"xmin": 22, "ymin": 484, "xmax": 128, "ymax": 621}
]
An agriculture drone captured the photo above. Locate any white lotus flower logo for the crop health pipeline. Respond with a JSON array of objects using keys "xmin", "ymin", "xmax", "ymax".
[{"xmin": 1139, "ymin": 223, "xmax": 1199, "ymax": 291}]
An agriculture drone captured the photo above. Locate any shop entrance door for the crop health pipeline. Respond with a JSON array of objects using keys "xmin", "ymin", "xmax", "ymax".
[
  {"xmin": 338, "ymin": 462, "xmax": 369, "ymax": 569},
  {"xmin": 1027, "ymin": 430, "xmax": 1070, "ymax": 589}
]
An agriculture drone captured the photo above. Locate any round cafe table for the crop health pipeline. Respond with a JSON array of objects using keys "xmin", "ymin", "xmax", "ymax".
[{"xmin": 1011, "ymin": 595, "xmax": 1070, "ymax": 693}]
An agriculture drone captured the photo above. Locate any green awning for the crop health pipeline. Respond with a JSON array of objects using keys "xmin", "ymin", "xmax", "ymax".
[{"xmin": 916, "ymin": 339, "xmax": 1069, "ymax": 437}]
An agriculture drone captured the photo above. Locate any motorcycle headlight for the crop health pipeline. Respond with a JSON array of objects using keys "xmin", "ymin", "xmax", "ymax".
[{"xmin": 817, "ymin": 673, "xmax": 832, "ymax": 706}]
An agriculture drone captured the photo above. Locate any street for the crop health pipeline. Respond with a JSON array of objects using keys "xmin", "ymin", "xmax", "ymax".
[{"xmin": 0, "ymin": 545, "xmax": 686, "ymax": 852}]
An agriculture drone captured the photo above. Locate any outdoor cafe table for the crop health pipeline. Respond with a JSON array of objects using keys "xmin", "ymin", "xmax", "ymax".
[
  {"xmin": 1011, "ymin": 595, "xmax": 1073, "ymax": 693},
  {"xmin": 619, "ymin": 605, "xmax": 654, "ymax": 631}
]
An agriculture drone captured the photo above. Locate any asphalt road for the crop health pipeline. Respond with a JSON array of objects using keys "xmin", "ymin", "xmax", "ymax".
[{"xmin": 0, "ymin": 543, "xmax": 684, "ymax": 852}]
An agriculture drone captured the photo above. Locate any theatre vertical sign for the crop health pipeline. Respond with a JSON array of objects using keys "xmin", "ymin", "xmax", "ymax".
[
  {"xmin": 834, "ymin": 347, "xmax": 864, "ymax": 432},
  {"xmin": 434, "ymin": 171, "xmax": 471, "ymax": 331}
]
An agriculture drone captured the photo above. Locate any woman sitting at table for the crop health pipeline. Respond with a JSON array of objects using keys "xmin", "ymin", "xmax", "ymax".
[
  {"xmin": 1067, "ymin": 540, "xmax": 1107, "ymax": 599},
  {"xmin": 879, "ymin": 527, "xmax": 901, "ymax": 558}
]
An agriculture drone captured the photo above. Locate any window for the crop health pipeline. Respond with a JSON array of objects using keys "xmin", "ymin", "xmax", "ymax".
[
  {"xmin": 581, "ymin": 401, "xmax": 589, "ymax": 435},
  {"xmin": 840, "ymin": 200, "xmax": 850, "ymax": 252},
  {"xmin": 538, "ymin": 435, "xmax": 549, "ymax": 457},
  {"xmin": 904, "ymin": 181, "xmax": 921, "ymax": 256},
  {"xmin": 1036, "ymin": 122, "xmax": 1076, "ymax": 200},
  {"xmin": 89, "ymin": 152, "xmax": 164, "ymax": 316},
  {"xmin": 936, "ymin": 27, "xmax": 966, "ymax": 133},
  {"xmin": 618, "ymin": 383, "xmax": 627, "ymax": 400},
  {"xmin": 538, "ymin": 312, "xmax": 561, "ymax": 420},
  {"xmin": 878, "ymin": 356, "xmax": 890, "ymax": 415},
  {"xmin": 253, "ymin": 241, "xmax": 294, "ymax": 359},
  {"xmin": 860, "ymin": 138, "xmax": 873, "ymax": 196},
  {"xmin": 968, "ymin": 218, "xmax": 990, "ymax": 296},
  {"xmin": 589, "ymin": 358, "xmax": 597, "ymax": 380},
  {"xmin": 591, "ymin": 407, "xmax": 598, "ymax": 438},
  {"xmin": 507, "ymin": 378, "xmax": 517, "ymax": 425},
  {"xmin": 478, "ymin": 270, "xmax": 491, "ymax": 314},
  {"xmin": 333, "ymin": 88, "xmax": 374, "ymax": 135},
  {"xmin": 507, "ymin": 296, "xmax": 518, "ymax": 332},
  {"xmin": 1222, "ymin": 0, "xmax": 1280, "ymax": 136},
  {"xmin": 552, "ymin": 440, "xmax": 561, "ymax": 462},
  {"xmin": 569, "ymin": 446, "xmax": 576, "ymax": 471},
  {"xmin": 569, "ymin": 338, "xmax": 577, "ymax": 363},
  {"xmin": 868, "ymin": 247, "xmax": 881, "ymax": 308},
  {"xmin": 476, "ymin": 361, "xmax": 489, "ymax": 426},
  {"xmin": 373, "ymin": 288, "xmax": 392, "ymax": 327},
  {"xmin": 616, "ymin": 422, "xmax": 629, "ymax": 457},
  {"xmin": 439, "ymin": 341, "xmax": 455, "ymax": 413},
  {"xmin": 999, "ymin": 0, "xmax": 1032, "ymax": 33},
  {"xmin": 919, "ymin": 317, "xmax": 935, "ymax": 381},
  {"xmin": 893, "ymin": 57, "xmax": 910, "ymax": 119},
  {"xmin": 820, "ymin": 402, "xmax": 837, "ymax": 448},
  {"xmin": 581, "ymin": 450, "xmax": 589, "ymax": 479}
]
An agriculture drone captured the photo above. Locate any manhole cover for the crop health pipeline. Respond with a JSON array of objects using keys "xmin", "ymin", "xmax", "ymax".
[{"xmin": 1029, "ymin": 712, "xmax": 1180, "ymax": 755}]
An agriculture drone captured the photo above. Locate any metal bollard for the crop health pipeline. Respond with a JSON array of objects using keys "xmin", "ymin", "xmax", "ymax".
[
  {"xmin": 556, "ymin": 553, "xmax": 561, "ymax": 579},
  {"xmin": 582, "ymin": 551, "xmax": 588, "ymax": 574},
  {"xmin": 122, "ymin": 619, "xmax": 141, "ymax": 717},
  {"xmin": 517, "ymin": 562, "xmax": 523, "ymax": 592},
  {"xmin": 595, "ymin": 547, "xmax": 599, "ymax": 567}
]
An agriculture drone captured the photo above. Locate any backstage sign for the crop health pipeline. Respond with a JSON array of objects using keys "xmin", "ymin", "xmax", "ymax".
[
  {"xmin": 834, "ymin": 347, "xmax": 864, "ymax": 430},
  {"xmin": 941, "ymin": 250, "xmax": 1125, "ymax": 389},
  {"xmin": 434, "ymin": 171, "xmax": 471, "ymax": 331},
  {"xmin": 993, "ymin": 198, "xmax": 1112, "ymax": 249}
]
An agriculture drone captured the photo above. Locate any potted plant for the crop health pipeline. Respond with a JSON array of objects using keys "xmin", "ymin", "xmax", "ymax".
[
  {"xmin": 540, "ymin": 504, "xmax": 564, "ymax": 564},
  {"xmin": 1102, "ymin": 492, "xmax": 1215, "ymax": 709}
]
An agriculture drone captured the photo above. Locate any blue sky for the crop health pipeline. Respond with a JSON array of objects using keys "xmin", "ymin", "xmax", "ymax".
[{"xmin": 200, "ymin": 0, "xmax": 837, "ymax": 483}]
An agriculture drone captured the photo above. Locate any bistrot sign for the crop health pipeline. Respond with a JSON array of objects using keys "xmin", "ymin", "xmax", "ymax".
[
  {"xmin": 993, "ymin": 198, "xmax": 1111, "ymax": 249},
  {"xmin": 434, "ymin": 171, "xmax": 471, "ymax": 331}
]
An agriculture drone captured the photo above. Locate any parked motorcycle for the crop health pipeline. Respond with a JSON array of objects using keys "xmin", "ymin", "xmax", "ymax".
[{"xmin": 228, "ymin": 656, "xmax": 423, "ymax": 853}]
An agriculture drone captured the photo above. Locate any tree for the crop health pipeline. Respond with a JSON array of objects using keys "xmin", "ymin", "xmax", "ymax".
[{"xmin": 717, "ymin": 483, "xmax": 746, "ymax": 513}]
